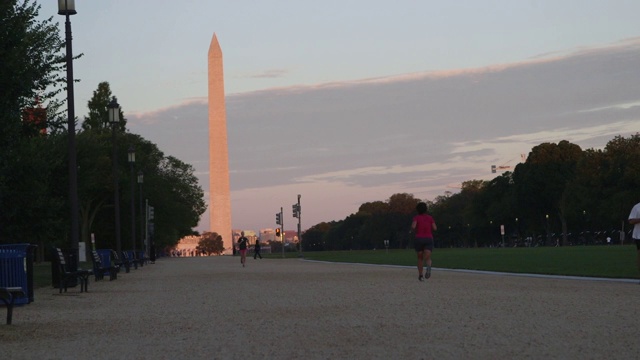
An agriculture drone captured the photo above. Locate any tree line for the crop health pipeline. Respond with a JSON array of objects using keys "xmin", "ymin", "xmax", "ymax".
[
  {"xmin": 301, "ymin": 136, "xmax": 640, "ymax": 251},
  {"xmin": 0, "ymin": 1, "xmax": 206, "ymax": 260}
]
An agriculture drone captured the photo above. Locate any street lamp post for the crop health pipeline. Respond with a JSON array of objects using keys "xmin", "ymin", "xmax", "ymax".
[
  {"xmin": 128, "ymin": 146, "xmax": 136, "ymax": 254},
  {"xmin": 293, "ymin": 194, "xmax": 302, "ymax": 257},
  {"xmin": 58, "ymin": 0, "xmax": 79, "ymax": 269},
  {"xmin": 138, "ymin": 171, "xmax": 144, "ymax": 256},
  {"xmin": 582, "ymin": 210, "xmax": 588, "ymax": 244},
  {"xmin": 108, "ymin": 97, "xmax": 122, "ymax": 253},
  {"xmin": 545, "ymin": 214, "xmax": 550, "ymax": 246}
]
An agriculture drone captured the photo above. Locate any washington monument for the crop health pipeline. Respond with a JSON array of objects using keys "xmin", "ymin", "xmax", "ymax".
[{"xmin": 208, "ymin": 33, "xmax": 232, "ymax": 254}]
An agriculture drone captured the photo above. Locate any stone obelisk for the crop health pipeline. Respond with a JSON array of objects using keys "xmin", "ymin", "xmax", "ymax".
[{"xmin": 208, "ymin": 33, "xmax": 232, "ymax": 254}]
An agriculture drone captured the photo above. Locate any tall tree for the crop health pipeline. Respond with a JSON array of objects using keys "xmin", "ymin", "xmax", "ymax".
[
  {"xmin": 0, "ymin": 0, "xmax": 66, "ymax": 143},
  {"xmin": 197, "ymin": 232, "xmax": 223, "ymax": 255},
  {"xmin": 0, "ymin": 0, "xmax": 67, "ymax": 246},
  {"xmin": 148, "ymin": 155, "xmax": 206, "ymax": 249},
  {"xmin": 82, "ymin": 81, "xmax": 126, "ymax": 132},
  {"xmin": 599, "ymin": 135, "xmax": 640, "ymax": 230},
  {"xmin": 76, "ymin": 82, "xmax": 129, "ymax": 250},
  {"xmin": 513, "ymin": 141, "xmax": 583, "ymax": 245}
]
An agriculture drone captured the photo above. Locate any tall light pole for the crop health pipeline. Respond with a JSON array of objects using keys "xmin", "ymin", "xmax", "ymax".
[
  {"xmin": 108, "ymin": 97, "xmax": 122, "ymax": 253},
  {"xmin": 58, "ymin": 0, "xmax": 79, "ymax": 269},
  {"xmin": 545, "ymin": 214, "xmax": 550, "ymax": 246},
  {"xmin": 138, "ymin": 171, "xmax": 144, "ymax": 255},
  {"xmin": 128, "ymin": 146, "xmax": 136, "ymax": 254},
  {"xmin": 293, "ymin": 194, "xmax": 302, "ymax": 257}
]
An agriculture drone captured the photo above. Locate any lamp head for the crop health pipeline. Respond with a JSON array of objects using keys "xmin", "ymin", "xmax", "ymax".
[
  {"xmin": 128, "ymin": 146, "xmax": 135, "ymax": 163},
  {"xmin": 107, "ymin": 97, "xmax": 120, "ymax": 125},
  {"xmin": 57, "ymin": 0, "xmax": 77, "ymax": 15}
]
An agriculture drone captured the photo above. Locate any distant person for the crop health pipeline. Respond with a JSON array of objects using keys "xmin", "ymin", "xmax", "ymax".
[
  {"xmin": 411, "ymin": 202, "xmax": 437, "ymax": 281},
  {"xmin": 628, "ymin": 202, "xmax": 640, "ymax": 281},
  {"xmin": 254, "ymin": 239, "xmax": 262, "ymax": 259},
  {"xmin": 238, "ymin": 231, "xmax": 248, "ymax": 267}
]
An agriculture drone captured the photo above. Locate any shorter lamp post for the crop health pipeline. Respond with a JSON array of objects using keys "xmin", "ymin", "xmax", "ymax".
[
  {"xmin": 108, "ymin": 97, "xmax": 122, "ymax": 253},
  {"xmin": 545, "ymin": 214, "xmax": 550, "ymax": 245},
  {"xmin": 128, "ymin": 146, "xmax": 136, "ymax": 254},
  {"xmin": 138, "ymin": 170, "xmax": 144, "ymax": 255}
]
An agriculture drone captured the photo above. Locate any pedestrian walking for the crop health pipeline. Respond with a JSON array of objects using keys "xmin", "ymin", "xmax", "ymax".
[{"xmin": 254, "ymin": 239, "xmax": 263, "ymax": 259}]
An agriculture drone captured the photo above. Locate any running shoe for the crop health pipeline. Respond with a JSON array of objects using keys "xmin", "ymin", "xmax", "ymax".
[
  {"xmin": 425, "ymin": 266, "xmax": 431, "ymax": 279},
  {"xmin": 418, "ymin": 275, "xmax": 424, "ymax": 282}
]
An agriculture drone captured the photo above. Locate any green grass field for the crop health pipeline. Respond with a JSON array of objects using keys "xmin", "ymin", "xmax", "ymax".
[
  {"xmin": 298, "ymin": 245, "xmax": 639, "ymax": 279},
  {"xmin": 32, "ymin": 261, "xmax": 89, "ymax": 289},
  {"xmin": 31, "ymin": 245, "xmax": 637, "ymax": 288}
]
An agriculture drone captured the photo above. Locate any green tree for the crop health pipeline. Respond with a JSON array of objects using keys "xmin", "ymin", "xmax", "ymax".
[
  {"xmin": 147, "ymin": 155, "xmax": 206, "ymax": 249},
  {"xmin": 76, "ymin": 130, "xmax": 113, "ymax": 247},
  {"xmin": 565, "ymin": 148, "xmax": 607, "ymax": 242},
  {"xmin": 75, "ymin": 82, "xmax": 205, "ymax": 252},
  {"xmin": 0, "ymin": 136, "xmax": 66, "ymax": 250},
  {"xmin": 598, "ymin": 135, "xmax": 640, "ymax": 230},
  {"xmin": 0, "ymin": 0, "xmax": 67, "ymax": 247},
  {"xmin": 77, "ymin": 82, "xmax": 131, "ymax": 251},
  {"xmin": 302, "ymin": 222, "xmax": 334, "ymax": 251},
  {"xmin": 0, "ymin": 0, "xmax": 66, "ymax": 143},
  {"xmin": 513, "ymin": 141, "xmax": 583, "ymax": 245},
  {"xmin": 468, "ymin": 173, "xmax": 517, "ymax": 246},
  {"xmin": 82, "ymin": 82, "xmax": 126, "ymax": 132},
  {"xmin": 358, "ymin": 201, "xmax": 388, "ymax": 215},
  {"xmin": 387, "ymin": 193, "xmax": 419, "ymax": 214},
  {"xmin": 197, "ymin": 232, "xmax": 223, "ymax": 255},
  {"xmin": 444, "ymin": 180, "xmax": 486, "ymax": 247}
]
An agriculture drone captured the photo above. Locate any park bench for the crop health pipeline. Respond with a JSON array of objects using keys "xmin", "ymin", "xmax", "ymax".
[
  {"xmin": 128, "ymin": 250, "xmax": 145, "ymax": 268},
  {"xmin": 54, "ymin": 248, "xmax": 92, "ymax": 293},
  {"xmin": 0, "ymin": 287, "xmax": 25, "ymax": 325},
  {"xmin": 121, "ymin": 251, "xmax": 140, "ymax": 270},
  {"xmin": 91, "ymin": 250, "xmax": 118, "ymax": 281},
  {"xmin": 133, "ymin": 251, "xmax": 146, "ymax": 267},
  {"xmin": 111, "ymin": 250, "xmax": 130, "ymax": 273}
]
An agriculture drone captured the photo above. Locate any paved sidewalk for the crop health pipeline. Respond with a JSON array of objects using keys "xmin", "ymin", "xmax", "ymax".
[{"xmin": 1, "ymin": 256, "xmax": 639, "ymax": 359}]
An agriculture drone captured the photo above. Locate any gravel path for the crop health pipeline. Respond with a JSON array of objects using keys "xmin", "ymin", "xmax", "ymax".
[{"xmin": 1, "ymin": 256, "xmax": 638, "ymax": 359}]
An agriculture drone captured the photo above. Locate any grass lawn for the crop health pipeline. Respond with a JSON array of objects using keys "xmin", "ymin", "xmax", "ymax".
[
  {"xmin": 31, "ymin": 246, "xmax": 637, "ymax": 287},
  {"xmin": 299, "ymin": 245, "xmax": 638, "ymax": 279},
  {"xmin": 32, "ymin": 261, "xmax": 92, "ymax": 289}
]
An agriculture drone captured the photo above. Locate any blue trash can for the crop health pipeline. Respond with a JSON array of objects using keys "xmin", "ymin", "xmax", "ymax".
[{"xmin": 0, "ymin": 244, "xmax": 36, "ymax": 305}]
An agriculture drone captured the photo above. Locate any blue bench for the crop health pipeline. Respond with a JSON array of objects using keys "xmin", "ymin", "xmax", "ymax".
[
  {"xmin": 125, "ymin": 250, "xmax": 144, "ymax": 268},
  {"xmin": 91, "ymin": 250, "xmax": 118, "ymax": 281},
  {"xmin": 110, "ymin": 250, "xmax": 130, "ymax": 273},
  {"xmin": 54, "ymin": 248, "xmax": 92, "ymax": 293}
]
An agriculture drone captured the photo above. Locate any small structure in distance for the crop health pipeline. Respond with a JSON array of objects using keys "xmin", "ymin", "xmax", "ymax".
[{"xmin": 491, "ymin": 154, "xmax": 527, "ymax": 173}]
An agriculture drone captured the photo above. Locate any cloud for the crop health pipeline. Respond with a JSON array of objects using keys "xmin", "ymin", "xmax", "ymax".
[
  {"xmin": 128, "ymin": 97, "xmax": 207, "ymax": 120},
  {"xmin": 130, "ymin": 39, "xmax": 640, "ymax": 232},
  {"xmin": 241, "ymin": 69, "xmax": 290, "ymax": 79}
]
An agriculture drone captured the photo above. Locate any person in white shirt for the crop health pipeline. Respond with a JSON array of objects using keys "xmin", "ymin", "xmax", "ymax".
[{"xmin": 628, "ymin": 202, "xmax": 640, "ymax": 280}]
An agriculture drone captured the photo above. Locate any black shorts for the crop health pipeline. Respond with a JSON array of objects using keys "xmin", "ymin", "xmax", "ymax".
[
  {"xmin": 635, "ymin": 239, "xmax": 640, "ymax": 250},
  {"xmin": 414, "ymin": 237, "xmax": 434, "ymax": 252}
]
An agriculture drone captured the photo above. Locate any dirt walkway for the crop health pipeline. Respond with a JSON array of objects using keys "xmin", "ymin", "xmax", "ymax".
[{"xmin": 1, "ymin": 256, "xmax": 638, "ymax": 359}]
